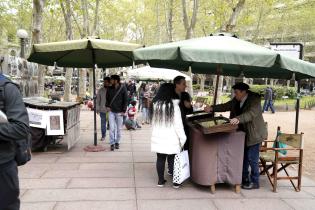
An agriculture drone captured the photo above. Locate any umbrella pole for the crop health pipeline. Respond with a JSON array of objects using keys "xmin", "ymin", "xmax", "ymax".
[
  {"xmin": 213, "ymin": 64, "xmax": 222, "ymax": 107},
  {"xmin": 295, "ymin": 80, "xmax": 301, "ymax": 134},
  {"xmin": 93, "ymin": 65, "xmax": 97, "ymax": 146}
]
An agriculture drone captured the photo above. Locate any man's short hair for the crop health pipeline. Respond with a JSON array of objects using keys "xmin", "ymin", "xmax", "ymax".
[
  {"xmin": 173, "ymin": 76, "xmax": 186, "ymax": 85},
  {"xmin": 110, "ymin": 75, "xmax": 120, "ymax": 82},
  {"xmin": 104, "ymin": 77, "xmax": 110, "ymax": 82},
  {"xmin": 232, "ymin": 82, "xmax": 249, "ymax": 91}
]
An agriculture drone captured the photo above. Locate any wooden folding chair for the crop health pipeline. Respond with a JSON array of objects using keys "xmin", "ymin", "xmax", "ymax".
[{"xmin": 260, "ymin": 126, "xmax": 304, "ymax": 192}]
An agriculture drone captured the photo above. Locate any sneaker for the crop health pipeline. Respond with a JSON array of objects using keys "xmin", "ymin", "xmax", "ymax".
[
  {"xmin": 115, "ymin": 143, "xmax": 119, "ymax": 149},
  {"xmin": 173, "ymin": 183, "xmax": 180, "ymax": 189},
  {"xmin": 241, "ymin": 182, "xmax": 260, "ymax": 190},
  {"xmin": 100, "ymin": 137, "xmax": 105, "ymax": 141},
  {"xmin": 110, "ymin": 145, "xmax": 115, "ymax": 151},
  {"xmin": 157, "ymin": 180, "xmax": 167, "ymax": 187}
]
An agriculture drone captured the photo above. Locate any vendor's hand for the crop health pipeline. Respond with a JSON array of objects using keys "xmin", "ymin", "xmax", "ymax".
[
  {"xmin": 230, "ymin": 118, "xmax": 240, "ymax": 125},
  {"xmin": 120, "ymin": 112, "xmax": 125, "ymax": 116},
  {"xmin": 204, "ymin": 105, "xmax": 213, "ymax": 113},
  {"xmin": 184, "ymin": 100, "xmax": 192, "ymax": 108},
  {"xmin": 106, "ymin": 107, "xmax": 111, "ymax": 112}
]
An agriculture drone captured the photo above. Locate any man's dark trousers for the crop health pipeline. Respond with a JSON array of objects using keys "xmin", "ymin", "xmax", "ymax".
[
  {"xmin": 242, "ymin": 143, "xmax": 260, "ymax": 185},
  {"xmin": 0, "ymin": 161, "xmax": 20, "ymax": 210}
]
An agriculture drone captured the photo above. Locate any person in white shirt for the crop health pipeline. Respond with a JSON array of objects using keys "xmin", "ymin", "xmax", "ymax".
[{"xmin": 151, "ymin": 83, "xmax": 187, "ymax": 189}]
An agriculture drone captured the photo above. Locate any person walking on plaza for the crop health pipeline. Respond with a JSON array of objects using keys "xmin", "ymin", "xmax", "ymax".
[
  {"xmin": 0, "ymin": 74, "xmax": 30, "ymax": 210},
  {"xmin": 263, "ymin": 86, "xmax": 275, "ymax": 113},
  {"xmin": 106, "ymin": 75, "xmax": 128, "ymax": 151},
  {"xmin": 204, "ymin": 82, "xmax": 267, "ymax": 190},
  {"xmin": 96, "ymin": 77, "xmax": 110, "ymax": 141},
  {"xmin": 173, "ymin": 76, "xmax": 193, "ymax": 151},
  {"xmin": 151, "ymin": 83, "xmax": 187, "ymax": 188}
]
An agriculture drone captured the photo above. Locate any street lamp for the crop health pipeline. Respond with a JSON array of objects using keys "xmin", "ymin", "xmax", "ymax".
[{"xmin": 17, "ymin": 29, "xmax": 28, "ymax": 58}]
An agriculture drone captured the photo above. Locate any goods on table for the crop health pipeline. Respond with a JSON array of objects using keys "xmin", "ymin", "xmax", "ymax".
[{"xmin": 193, "ymin": 116, "xmax": 238, "ymax": 134}]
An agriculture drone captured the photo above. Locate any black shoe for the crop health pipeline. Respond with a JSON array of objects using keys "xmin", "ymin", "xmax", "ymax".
[
  {"xmin": 241, "ymin": 182, "xmax": 259, "ymax": 190},
  {"xmin": 110, "ymin": 145, "xmax": 115, "ymax": 151},
  {"xmin": 115, "ymin": 143, "xmax": 119, "ymax": 149},
  {"xmin": 157, "ymin": 180, "xmax": 167, "ymax": 187},
  {"xmin": 241, "ymin": 178, "xmax": 250, "ymax": 186},
  {"xmin": 173, "ymin": 183, "xmax": 181, "ymax": 189}
]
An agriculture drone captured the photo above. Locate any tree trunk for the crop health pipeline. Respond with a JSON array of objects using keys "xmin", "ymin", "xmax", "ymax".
[
  {"xmin": 223, "ymin": 0, "xmax": 246, "ymax": 32},
  {"xmin": 200, "ymin": 74, "xmax": 205, "ymax": 91},
  {"xmin": 92, "ymin": 0, "xmax": 100, "ymax": 36},
  {"xmin": 164, "ymin": 0, "xmax": 174, "ymax": 42},
  {"xmin": 79, "ymin": 69, "xmax": 86, "ymax": 98},
  {"xmin": 60, "ymin": 0, "xmax": 74, "ymax": 102},
  {"xmin": 287, "ymin": 80, "xmax": 290, "ymax": 87},
  {"xmin": 32, "ymin": 0, "xmax": 46, "ymax": 97},
  {"xmin": 80, "ymin": 0, "xmax": 89, "ymax": 37}
]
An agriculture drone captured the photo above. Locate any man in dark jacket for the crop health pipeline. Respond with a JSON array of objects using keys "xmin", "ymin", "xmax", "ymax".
[
  {"xmin": 173, "ymin": 76, "xmax": 193, "ymax": 151},
  {"xmin": 106, "ymin": 75, "xmax": 128, "ymax": 151},
  {"xmin": 204, "ymin": 82, "xmax": 267, "ymax": 190},
  {"xmin": 263, "ymin": 87, "xmax": 275, "ymax": 113},
  {"xmin": 0, "ymin": 74, "xmax": 30, "ymax": 210}
]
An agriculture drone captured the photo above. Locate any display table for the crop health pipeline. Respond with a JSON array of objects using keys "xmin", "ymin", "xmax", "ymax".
[
  {"xmin": 24, "ymin": 97, "xmax": 81, "ymax": 150},
  {"xmin": 188, "ymin": 123, "xmax": 245, "ymax": 193}
]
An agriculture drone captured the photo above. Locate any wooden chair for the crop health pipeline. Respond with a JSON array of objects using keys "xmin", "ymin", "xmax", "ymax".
[{"xmin": 260, "ymin": 126, "xmax": 304, "ymax": 192}]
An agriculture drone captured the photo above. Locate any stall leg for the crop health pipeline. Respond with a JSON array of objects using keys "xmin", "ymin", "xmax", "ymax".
[
  {"xmin": 235, "ymin": 184, "xmax": 241, "ymax": 193},
  {"xmin": 210, "ymin": 184, "xmax": 216, "ymax": 194}
]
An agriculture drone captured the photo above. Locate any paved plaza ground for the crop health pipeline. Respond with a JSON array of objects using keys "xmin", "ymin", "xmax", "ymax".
[{"xmin": 19, "ymin": 109, "xmax": 315, "ymax": 210}]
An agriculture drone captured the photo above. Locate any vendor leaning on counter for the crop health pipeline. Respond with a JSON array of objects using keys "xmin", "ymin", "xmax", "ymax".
[{"xmin": 204, "ymin": 82, "xmax": 267, "ymax": 190}]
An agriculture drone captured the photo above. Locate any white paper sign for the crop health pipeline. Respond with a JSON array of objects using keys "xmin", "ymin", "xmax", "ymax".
[
  {"xmin": 46, "ymin": 110, "xmax": 64, "ymax": 135},
  {"xmin": 27, "ymin": 108, "xmax": 47, "ymax": 128}
]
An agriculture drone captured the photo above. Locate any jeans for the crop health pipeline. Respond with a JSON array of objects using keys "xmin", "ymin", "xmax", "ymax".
[
  {"xmin": 263, "ymin": 100, "xmax": 275, "ymax": 113},
  {"xmin": 100, "ymin": 112, "xmax": 107, "ymax": 138},
  {"xmin": 242, "ymin": 143, "xmax": 260, "ymax": 185},
  {"xmin": 109, "ymin": 112, "xmax": 123, "ymax": 145},
  {"xmin": 156, "ymin": 153, "xmax": 175, "ymax": 183},
  {"xmin": 142, "ymin": 107, "xmax": 149, "ymax": 123},
  {"xmin": 0, "ymin": 161, "xmax": 20, "ymax": 210}
]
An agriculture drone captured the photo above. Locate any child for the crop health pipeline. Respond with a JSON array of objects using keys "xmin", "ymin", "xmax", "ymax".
[{"xmin": 125, "ymin": 100, "xmax": 141, "ymax": 130}]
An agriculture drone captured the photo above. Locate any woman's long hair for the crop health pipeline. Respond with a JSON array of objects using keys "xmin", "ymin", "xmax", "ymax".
[{"xmin": 151, "ymin": 83, "xmax": 178, "ymax": 125}]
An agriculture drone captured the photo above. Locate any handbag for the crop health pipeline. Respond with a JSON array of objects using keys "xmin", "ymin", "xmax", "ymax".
[{"xmin": 173, "ymin": 139, "xmax": 190, "ymax": 184}]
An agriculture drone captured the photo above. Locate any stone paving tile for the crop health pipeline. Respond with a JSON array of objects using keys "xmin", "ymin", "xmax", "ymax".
[
  {"xmin": 241, "ymin": 186, "xmax": 314, "ymax": 199},
  {"xmin": 20, "ymin": 178, "xmax": 70, "ymax": 189},
  {"xmin": 28, "ymin": 156, "xmax": 59, "ymax": 163},
  {"xmin": 67, "ymin": 178, "xmax": 135, "ymax": 188},
  {"xmin": 137, "ymin": 186, "xmax": 242, "ymax": 200},
  {"xmin": 213, "ymin": 199, "xmax": 293, "ymax": 210},
  {"xmin": 21, "ymin": 202, "xmax": 56, "ymax": 210},
  {"xmin": 85, "ymin": 151, "xmax": 132, "ymax": 157},
  {"xmin": 283, "ymin": 198, "xmax": 315, "ymax": 210},
  {"xmin": 134, "ymin": 156, "xmax": 155, "ymax": 163},
  {"xmin": 19, "ymin": 168, "xmax": 48, "ymax": 179},
  {"xmin": 79, "ymin": 163, "xmax": 133, "ymax": 170},
  {"xmin": 20, "ymin": 163, "xmax": 80, "ymax": 171},
  {"xmin": 56, "ymin": 156, "xmax": 133, "ymax": 163},
  {"xmin": 138, "ymin": 199, "xmax": 216, "ymax": 210},
  {"xmin": 42, "ymin": 169, "xmax": 133, "ymax": 178},
  {"xmin": 21, "ymin": 188, "xmax": 136, "ymax": 202},
  {"xmin": 54, "ymin": 201, "xmax": 137, "ymax": 210},
  {"xmin": 301, "ymin": 187, "xmax": 315, "ymax": 196}
]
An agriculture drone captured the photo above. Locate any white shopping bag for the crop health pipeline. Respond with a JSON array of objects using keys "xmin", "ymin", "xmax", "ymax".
[{"xmin": 173, "ymin": 150, "xmax": 190, "ymax": 184}]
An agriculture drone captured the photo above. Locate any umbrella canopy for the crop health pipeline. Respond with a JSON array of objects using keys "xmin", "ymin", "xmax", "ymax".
[
  {"xmin": 28, "ymin": 38, "xmax": 143, "ymax": 68},
  {"xmin": 133, "ymin": 36, "xmax": 315, "ymax": 80},
  {"xmin": 123, "ymin": 66, "xmax": 191, "ymax": 81},
  {"xmin": 27, "ymin": 38, "xmax": 143, "ymax": 149}
]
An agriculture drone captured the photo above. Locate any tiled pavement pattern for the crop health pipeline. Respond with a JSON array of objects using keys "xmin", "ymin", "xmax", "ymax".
[{"xmin": 19, "ymin": 110, "xmax": 315, "ymax": 210}]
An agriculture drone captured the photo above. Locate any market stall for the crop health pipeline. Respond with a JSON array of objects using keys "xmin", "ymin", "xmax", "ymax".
[
  {"xmin": 187, "ymin": 115, "xmax": 245, "ymax": 193},
  {"xmin": 24, "ymin": 97, "xmax": 80, "ymax": 151}
]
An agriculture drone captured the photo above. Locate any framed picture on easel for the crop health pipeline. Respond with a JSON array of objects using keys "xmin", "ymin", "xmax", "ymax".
[{"xmin": 46, "ymin": 110, "xmax": 64, "ymax": 135}]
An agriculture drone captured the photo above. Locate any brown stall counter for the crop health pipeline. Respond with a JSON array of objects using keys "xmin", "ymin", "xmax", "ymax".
[{"xmin": 189, "ymin": 124, "xmax": 245, "ymax": 187}]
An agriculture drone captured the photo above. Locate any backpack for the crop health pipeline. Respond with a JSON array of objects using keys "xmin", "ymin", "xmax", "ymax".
[{"xmin": 0, "ymin": 79, "xmax": 32, "ymax": 166}]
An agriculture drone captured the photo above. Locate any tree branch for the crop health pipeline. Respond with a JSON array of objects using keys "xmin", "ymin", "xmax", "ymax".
[{"xmin": 181, "ymin": 0, "xmax": 189, "ymax": 30}]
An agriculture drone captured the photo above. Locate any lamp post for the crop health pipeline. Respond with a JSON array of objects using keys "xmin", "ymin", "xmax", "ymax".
[{"xmin": 17, "ymin": 29, "xmax": 28, "ymax": 59}]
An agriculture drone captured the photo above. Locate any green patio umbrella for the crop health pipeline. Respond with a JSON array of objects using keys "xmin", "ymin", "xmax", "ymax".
[
  {"xmin": 133, "ymin": 35, "xmax": 315, "ymax": 133},
  {"xmin": 28, "ymin": 38, "xmax": 143, "ymax": 151}
]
